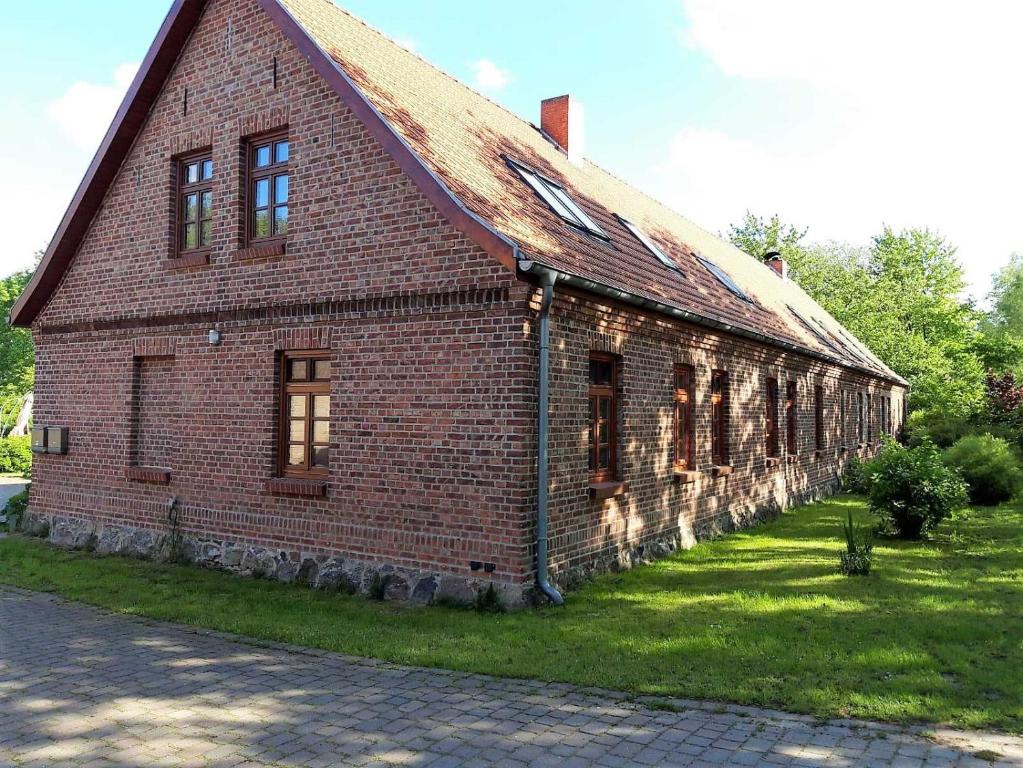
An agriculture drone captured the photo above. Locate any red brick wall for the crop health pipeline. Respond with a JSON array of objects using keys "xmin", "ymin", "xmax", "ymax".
[
  {"xmin": 28, "ymin": 0, "xmax": 906, "ymax": 599},
  {"xmin": 534, "ymin": 288, "xmax": 906, "ymax": 581},
  {"xmin": 30, "ymin": 0, "xmax": 534, "ymax": 589},
  {"xmin": 132, "ymin": 356, "xmax": 177, "ymax": 470}
]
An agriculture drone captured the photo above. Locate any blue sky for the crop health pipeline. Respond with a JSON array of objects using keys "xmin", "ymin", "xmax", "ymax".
[{"xmin": 5, "ymin": 0, "xmax": 1022, "ymax": 301}]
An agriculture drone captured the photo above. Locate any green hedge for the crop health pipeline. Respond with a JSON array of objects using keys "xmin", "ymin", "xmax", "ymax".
[
  {"xmin": 943, "ymin": 434, "xmax": 1023, "ymax": 506},
  {"xmin": 0, "ymin": 436, "xmax": 31, "ymax": 476}
]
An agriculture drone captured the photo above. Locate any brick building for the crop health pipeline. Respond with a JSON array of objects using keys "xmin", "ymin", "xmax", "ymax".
[{"xmin": 13, "ymin": 0, "xmax": 906, "ymax": 606}]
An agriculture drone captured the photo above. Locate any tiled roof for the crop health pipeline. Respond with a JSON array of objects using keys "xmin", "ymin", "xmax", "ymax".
[
  {"xmin": 11, "ymin": 0, "xmax": 902, "ymax": 385},
  {"xmin": 278, "ymin": 0, "xmax": 900, "ymax": 382}
]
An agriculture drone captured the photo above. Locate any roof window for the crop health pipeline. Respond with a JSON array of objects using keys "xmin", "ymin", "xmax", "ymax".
[
  {"xmin": 616, "ymin": 215, "xmax": 683, "ymax": 275},
  {"xmin": 788, "ymin": 306, "xmax": 842, "ymax": 354},
  {"xmin": 507, "ymin": 158, "xmax": 607, "ymax": 239},
  {"xmin": 696, "ymin": 256, "xmax": 752, "ymax": 303}
]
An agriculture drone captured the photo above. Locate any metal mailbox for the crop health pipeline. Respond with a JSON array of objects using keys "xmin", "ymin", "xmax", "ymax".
[{"xmin": 46, "ymin": 427, "xmax": 69, "ymax": 455}]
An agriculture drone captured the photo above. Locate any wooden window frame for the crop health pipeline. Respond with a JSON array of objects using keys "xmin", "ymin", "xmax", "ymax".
[
  {"xmin": 711, "ymin": 370, "xmax": 729, "ymax": 466},
  {"xmin": 786, "ymin": 381, "xmax": 798, "ymax": 455},
  {"xmin": 175, "ymin": 149, "xmax": 214, "ymax": 257},
  {"xmin": 674, "ymin": 364, "xmax": 695, "ymax": 470},
  {"xmin": 867, "ymin": 392, "xmax": 874, "ymax": 443},
  {"xmin": 857, "ymin": 392, "xmax": 865, "ymax": 444},
  {"xmin": 246, "ymin": 130, "xmax": 290, "ymax": 246},
  {"xmin": 765, "ymin": 377, "xmax": 780, "ymax": 459},
  {"xmin": 588, "ymin": 353, "xmax": 618, "ymax": 482},
  {"xmin": 814, "ymin": 384, "xmax": 825, "ymax": 451},
  {"xmin": 278, "ymin": 350, "xmax": 330, "ymax": 479}
]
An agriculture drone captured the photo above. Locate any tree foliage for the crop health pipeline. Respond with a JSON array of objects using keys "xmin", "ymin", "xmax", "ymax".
[
  {"xmin": 0, "ymin": 270, "xmax": 34, "ymax": 399},
  {"xmin": 728, "ymin": 215, "xmax": 984, "ymax": 418}
]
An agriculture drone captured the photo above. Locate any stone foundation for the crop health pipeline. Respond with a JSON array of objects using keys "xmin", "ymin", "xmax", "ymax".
[
  {"xmin": 22, "ymin": 510, "xmax": 528, "ymax": 609},
  {"xmin": 24, "ymin": 478, "xmax": 839, "ymax": 609}
]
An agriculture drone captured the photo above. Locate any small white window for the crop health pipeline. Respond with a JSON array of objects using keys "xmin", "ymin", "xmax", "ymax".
[
  {"xmin": 696, "ymin": 256, "xmax": 752, "ymax": 303},
  {"xmin": 507, "ymin": 158, "xmax": 607, "ymax": 238},
  {"xmin": 617, "ymin": 215, "xmax": 683, "ymax": 274}
]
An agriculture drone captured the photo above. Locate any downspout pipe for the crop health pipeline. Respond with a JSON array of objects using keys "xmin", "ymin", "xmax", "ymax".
[{"xmin": 536, "ymin": 268, "xmax": 564, "ymax": 606}]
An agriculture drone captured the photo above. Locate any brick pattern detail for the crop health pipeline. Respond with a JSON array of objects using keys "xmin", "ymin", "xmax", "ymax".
[
  {"xmin": 132, "ymin": 336, "xmax": 178, "ymax": 358},
  {"xmin": 238, "ymin": 106, "xmax": 290, "ymax": 138},
  {"xmin": 274, "ymin": 326, "xmax": 332, "ymax": 352},
  {"xmin": 266, "ymin": 477, "xmax": 327, "ymax": 497},
  {"xmin": 125, "ymin": 466, "xmax": 172, "ymax": 485},
  {"xmin": 131, "ymin": 356, "xmax": 177, "ymax": 472},
  {"xmin": 168, "ymin": 127, "xmax": 215, "ymax": 158},
  {"xmin": 234, "ymin": 240, "xmax": 286, "ymax": 262}
]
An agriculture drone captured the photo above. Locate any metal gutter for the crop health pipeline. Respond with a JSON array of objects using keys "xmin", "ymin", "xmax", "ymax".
[
  {"xmin": 519, "ymin": 260, "xmax": 908, "ymax": 388},
  {"xmin": 535, "ymin": 269, "xmax": 564, "ymax": 606}
]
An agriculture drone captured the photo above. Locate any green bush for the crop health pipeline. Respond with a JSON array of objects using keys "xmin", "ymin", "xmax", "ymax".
[
  {"xmin": 841, "ymin": 456, "xmax": 868, "ymax": 494},
  {"xmin": 906, "ymin": 410, "xmax": 973, "ymax": 448},
  {"xmin": 863, "ymin": 440, "xmax": 967, "ymax": 539},
  {"xmin": 839, "ymin": 509, "xmax": 873, "ymax": 576},
  {"xmin": 0, "ymin": 436, "xmax": 31, "ymax": 476},
  {"xmin": 942, "ymin": 434, "xmax": 1023, "ymax": 506},
  {"xmin": 4, "ymin": 484, "xmax": 29, "ymax": 531}
]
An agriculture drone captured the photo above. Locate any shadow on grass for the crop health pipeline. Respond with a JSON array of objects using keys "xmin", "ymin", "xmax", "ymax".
[{"xmin": 1, "ymin": 494, "xmax": 1020, "ymax": 733}]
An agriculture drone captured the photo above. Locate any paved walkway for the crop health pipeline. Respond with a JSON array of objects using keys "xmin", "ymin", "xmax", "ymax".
[{"xmin": 0, "ymin": 588, "xmax": 1020, "ymax": 767}]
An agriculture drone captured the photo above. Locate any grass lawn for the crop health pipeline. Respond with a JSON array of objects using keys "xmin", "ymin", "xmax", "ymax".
[{"xmin": 1, "ymin": 495, "xmax": 1020, "ymax": 732}]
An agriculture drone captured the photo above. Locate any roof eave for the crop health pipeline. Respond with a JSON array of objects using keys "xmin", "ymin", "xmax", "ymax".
[{"xmin": 519, "ymin": 260, "xmax": 908, "ymax": 388}]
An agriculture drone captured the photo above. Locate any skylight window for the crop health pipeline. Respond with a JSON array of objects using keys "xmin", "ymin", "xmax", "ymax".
[
  {"xmin": 834, "ymin": 325, "xmax": 877, "ymax": 366},
  {"xmin": 507, "ymin": 158, "xmax": 607, "ymax": 239},
  {"xmin": 616, "ymin": 215, "xmax": 683, "ymax": 275},
  {"xmin": 696, "ymin": 256, "xmax": 752, "ymax": 303},
  {"xmin": 788, "ymin": 306, "xmax": 842, "ymax": 354}
]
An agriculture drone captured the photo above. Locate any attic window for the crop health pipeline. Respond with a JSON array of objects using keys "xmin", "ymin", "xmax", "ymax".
[
  {"xmin": 835, "ymin": 325, "xmax": 876, "ymax": 366},
  {"xmin": 616, "ymin": 216, "xmax": 683, "ymax": 275},
  {"xmin": 696, "ymin": 256, "xmax": 752, "ymax": 303},
  {"xmin": 506, "ymin": 158, "xmax": 607, "ymax": 239},
  {"xmin": 788, "ymin": 306, "xmax": 842, "ymax": 354}
]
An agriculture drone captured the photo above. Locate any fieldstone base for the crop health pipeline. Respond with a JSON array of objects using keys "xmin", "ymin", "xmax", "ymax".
[
  {"xmin": 24, "ymin": 479, "xmax": 839, "ymax": 608},
  {"xmin": 22, "ymin": 510, "xmax": 527, "ymax": 609}
]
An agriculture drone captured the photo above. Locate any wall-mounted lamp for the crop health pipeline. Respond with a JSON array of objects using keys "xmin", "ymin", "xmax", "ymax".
[{"xmin": 208, "ymin": 329, "xmax": 221, "ymax": 346}]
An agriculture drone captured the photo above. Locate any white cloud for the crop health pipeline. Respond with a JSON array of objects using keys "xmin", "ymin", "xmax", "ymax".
[
  {"xmin": 470, "ymin": 59, "xmax": 512, "ymax": 92},
  {"xmin": 393, "ymin": 36, "xmax": 417, "ymax": 53},
  {"xmin": 47, "ymin": 62, "xmax": 139, "ymax": 152},
  {"xmin": 654, "ymin": 1, "xmax": 1023, "ymax": 299}
]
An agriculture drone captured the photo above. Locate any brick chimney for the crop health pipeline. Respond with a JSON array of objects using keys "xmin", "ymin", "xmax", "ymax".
[
  {"xmin": 764, "ymin": 251, "xmax": 788, "ymax": 279},
  {"xmin": 541, "ymin": 95, "xmax": 585, "ymax": 165}
]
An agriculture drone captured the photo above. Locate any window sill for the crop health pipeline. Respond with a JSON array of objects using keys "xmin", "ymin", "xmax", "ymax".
[
  {"xmin": 126, "ymin": 466, "xmax": 171, "ymax": 485},
  {"xmin": 266, "ymin": 477, "xmax": 327, "ymax": 498},
  {"xmin": 672, "ymin": 468, "xmax": 700, "ymax": 484},
  {"xmin": 711, "ymin": 465, "xmax": 734, "ymax": 478},
  {"xmin": 163, "ymin": 251, "xmax": 210, "ymax": 270},
  {"xmin": 235, "ymin": 239, "xmax": 287, "ymax": 262},
  {"xmin": 765, "ymin": 457, "xmax": 781, "ymax": 469},
  {"xmin": 588, "ymin": 481, "xmax": 628, "ymax": 500}
]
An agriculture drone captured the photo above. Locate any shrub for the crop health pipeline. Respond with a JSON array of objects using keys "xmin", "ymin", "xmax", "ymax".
[
  {"xmin": 4, "ymin": 484, "xmax": 28, "ymax": 531},
  {"xmin": 474, "ymin": 583, "xmax": 504, "ymax": 614},
  {"xmin": 906, "ymin": 410, "xmax": 973, "ymax": 448},
  {"xmin": 0, "ymin": 436, "xmax": 31, "ymax": 476},
  {"xmin": 863, "ymin": 440, "xmax": 967, "ymax": 539},
  {"xmin": 841, "ymin": 456, "xmax": 868, "ymax": 494},
  {"xmin": 839, "ymin": 509, "xmax": 873, "ymax": 576},
  {"xmin": 943, "ymin": 434, "xmax": 1023, "ymax": 506}
]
